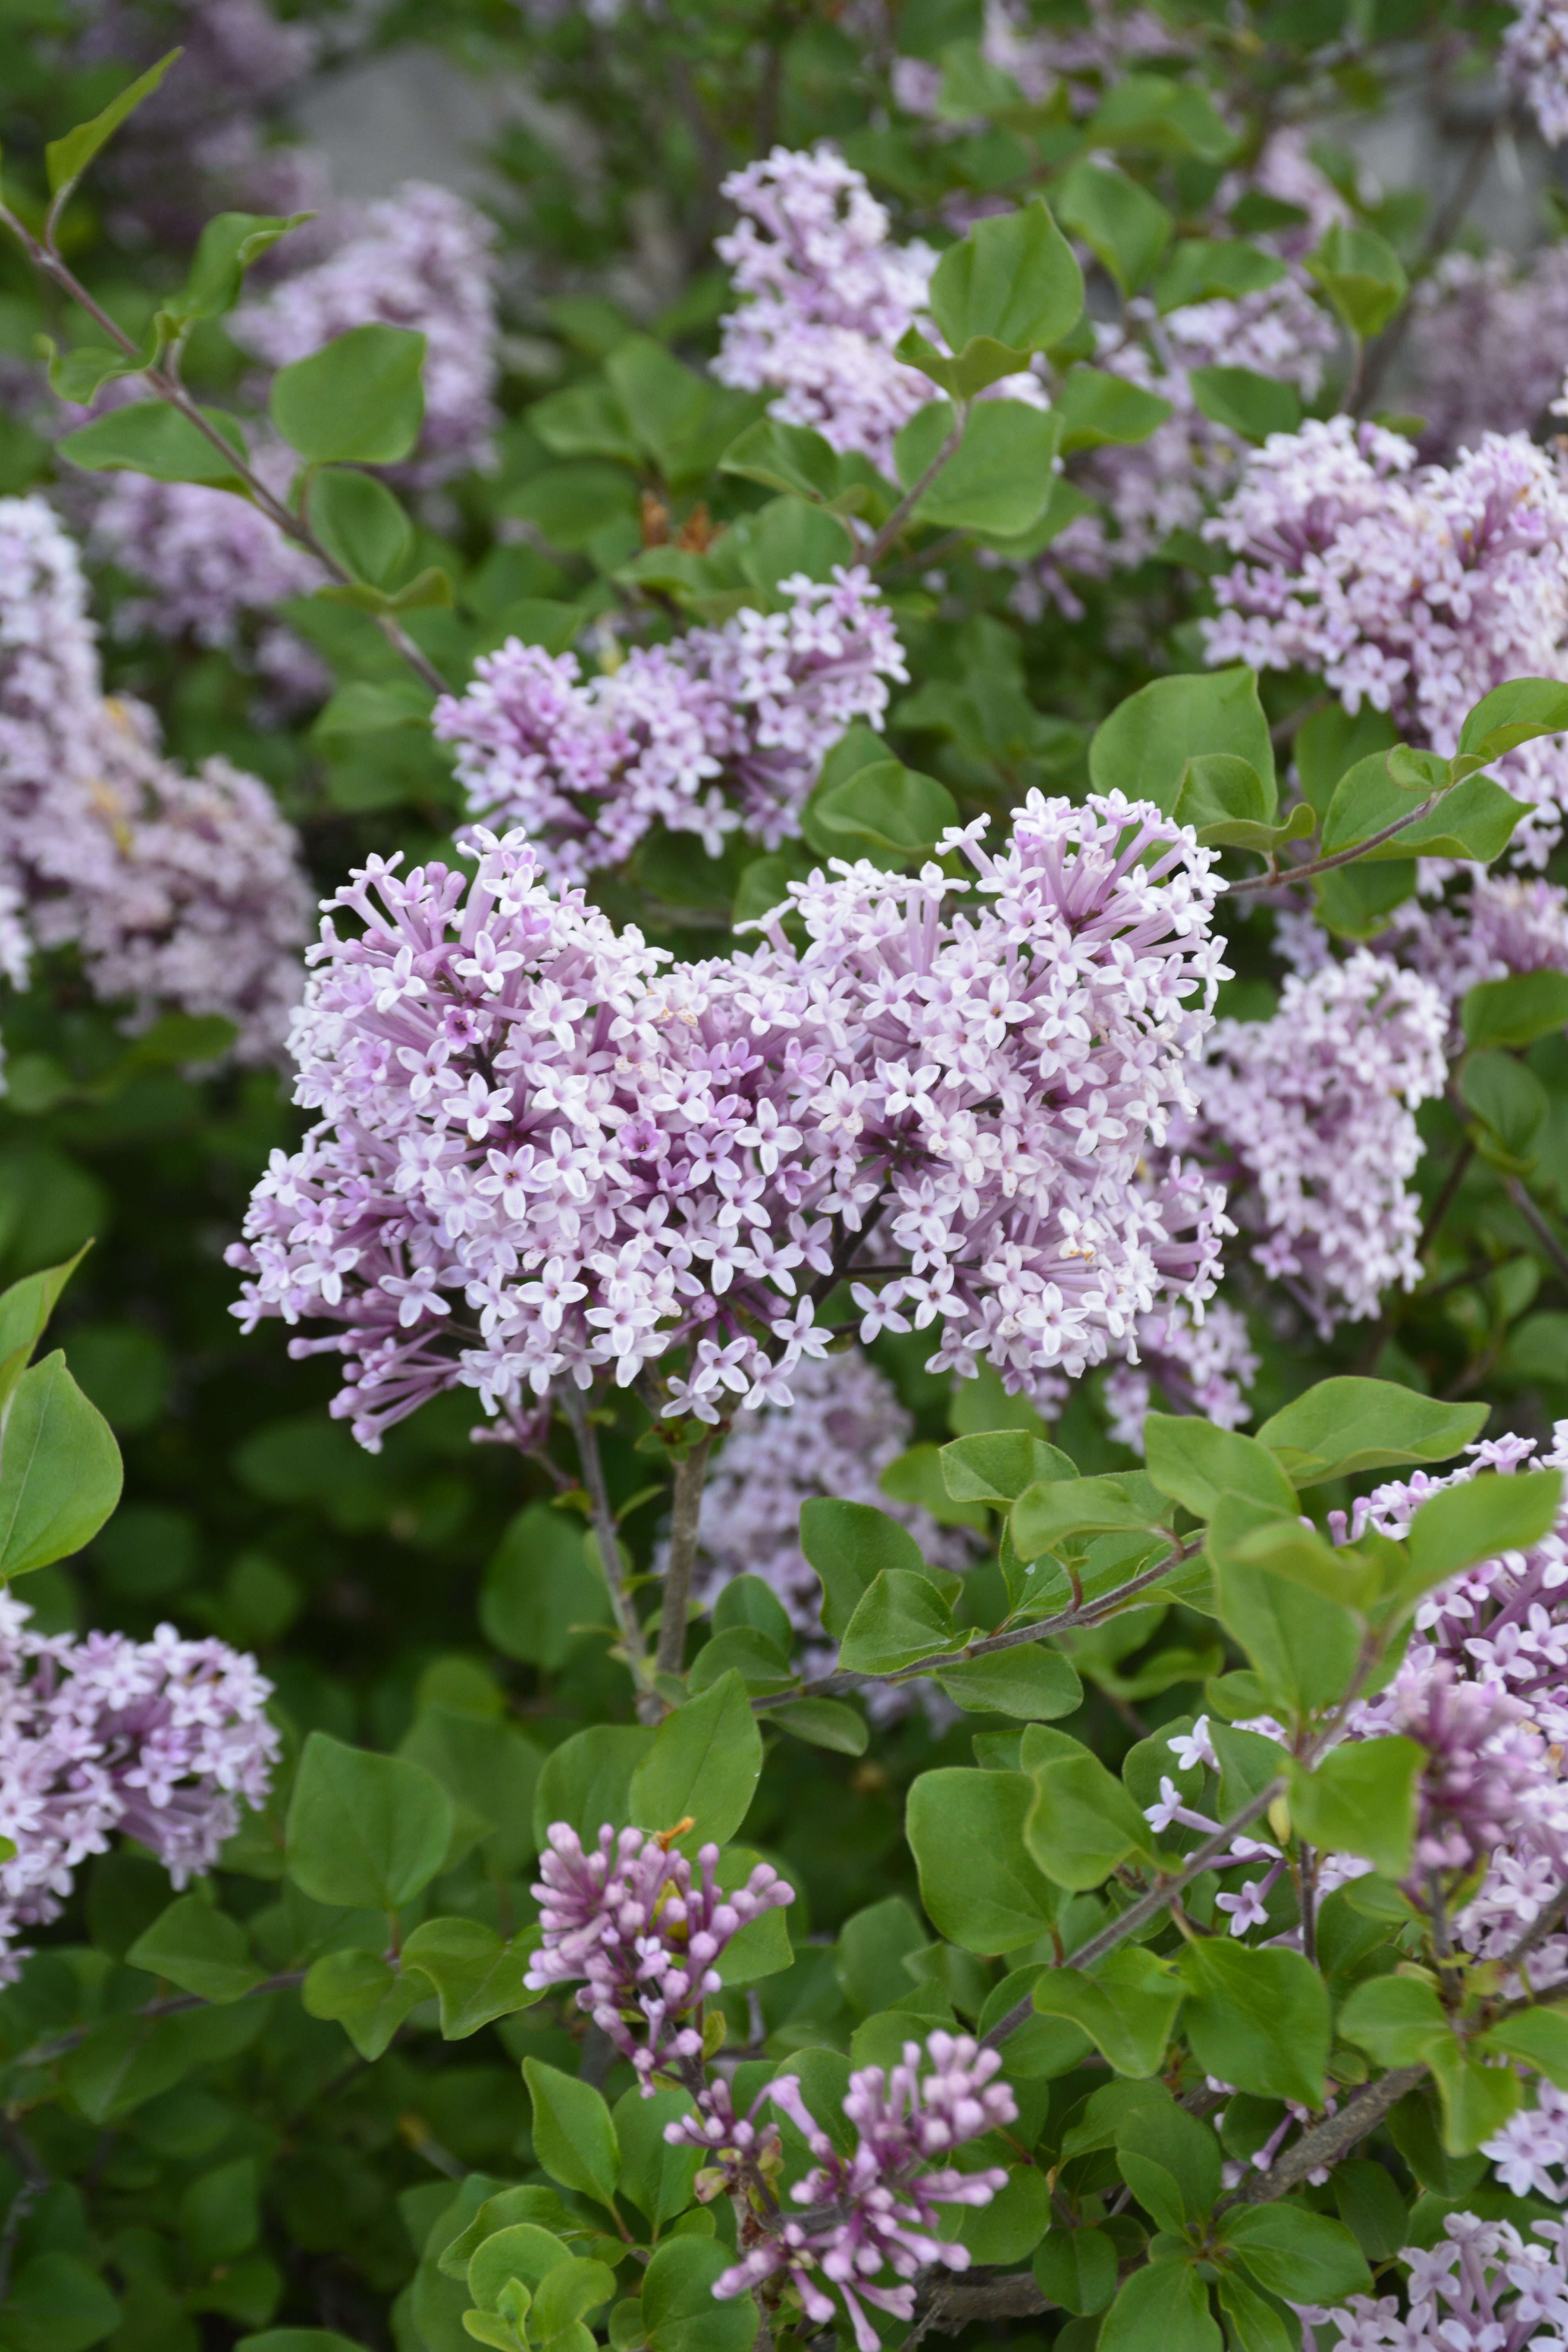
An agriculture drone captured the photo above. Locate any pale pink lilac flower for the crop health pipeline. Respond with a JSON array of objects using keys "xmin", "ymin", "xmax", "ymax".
[
  {"xmin": 1484, "ymin": 2080, "xmax": 1568, "ymax": 2201},
  {"xmin": 1187, "ymin": 951, "xmax": 1448, "ymax": 1333},
  {"xmin": 1101, "ymin": 1296, "xmax": 1258, "ymax": 1451},
  {"xmin": 232, "ymin": 181, "xmax": 500, "ymax": 481},
  {"xmin": 0, "ymin": 1589, "xmax": 278, "ymax": 1981},
  {"xmin": 1408, "ymin": 247, "xmax": 1568, "ymax": 460},
  {"xmin": 228, "ymin": 793, "xmax": 1229, "ymax": 1448},
  {"xmin": 523, "ymin": 1822, "xmax": 792, "ymax": 2089},
  {"xmin": 1385, "ymin": 869, "xmax": 1568, "ymax": 1043},
  {"xmin": 432, "ymin": 571, "xmax": 907, "ymax": 883},
  {"xmin": 1308, "ymin": 2213, "xmax": 1568, "ymax": 2349},
  {"xmin": 1202, "ymin": 416, "xmax": 1568, "ymax": 864},
  {"xmin": 675, "ymin": 2033, "xmax": 1016, "ymax": 2352},
  {"xmin": 0, "ymin": 497, "xmax": 311, "ymax": 1059},
  {"xmin": 1504, "ymin": 0, "xmax": 1568, "ymax": 147}
]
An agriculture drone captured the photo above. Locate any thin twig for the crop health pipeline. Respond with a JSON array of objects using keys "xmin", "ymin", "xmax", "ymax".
[
  {"xmin": 560, "ymin": 1385, "xmax": 655, "ymax": 1711},
  {"xmin": 1226, "ymin": 787, "xmax": 1442, "ymax": 895},
  {"xmin": 9, "ymin": 1970, "xmax": 305, "ymax": 2074},
  {"xmin": 656, "ymin": 1433, "xmax": 716, "ymax": 1679},
  {"xmin": 0, "ymin": 2120, "xmax": 47, "ymax": 2306},
  {"xmin": 864, "ymin": 407, "xmax": 969, "ymax": 568},
  {"xmin": 1506, "ymin": 1176, "xmax": 1568, "ymax": 1292},
  {"xmin": 1228, "ymin": 2065, "xmax": 1428, "ymax": 2205},
  {"xmin": 0, "ymin": 207, "xmax": 446, "ymax": 697}
]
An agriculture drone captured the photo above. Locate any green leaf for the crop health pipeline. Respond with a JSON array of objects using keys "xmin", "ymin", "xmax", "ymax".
[
  {"xmin": 1215, "ymin": 2273, "xmax": 1296, "ymax": 2352},
  {"xmin": 800, "ymin": 1497, "xmax": 931, "ymax": 1639},
  {"xmin": 628, "ymin": 1671, "xmax": 762, "ymax": 1849},
  {"xmin": 1463, "ymin": 1050, "xmax": 1548, "ymax": 1167},
  {"xmin": 1055, "ymin": 367, "xmax": 1172, "ymax": 452},
  {"xmin": 941, "ymin": 1430, "xmax": 1077, "ymax": 1505},
  {"xmin": 312, "ymin": 679, "xmax": 435, "ymax": 737},
  {"xmin": 467, "ymin": 2222, "xmax": 572, "ymax": 2311},
  {"xmin": 1408, "ymin": 1468, "xmax": 1563, "ymax": 1586},
  {"xmin": 1219, "ymin": 2208, "xmax": 1372, "ymax": 2305},
  {"xmin": 400, "ymin": 1918, "xmax": 541, "ymax": 2039},
  {"xmin": 837, "ymin": 1568, "xmax": 956, "ymax": 1675},
  {"xmin": 1011, "ymin": 1470, "xmax": 1168, "ymax": 1561},
  {"xmin": 1462, "ymin": 970, "xmax": 1568, "ymax": 1050},
  {"xmin": 1171, "ymin": 753, "xmax": 1292, "ymax": 851},
  {"xmin": 309, "ymin": 469, "xmax": 412, "ymax": 587},
  {"xmin": 302, "ymin": 1948, "xmax": 431, "ymax": 2060},
  {"xmin": 1478, "ymin": 2005, "xmax": 1568, "ymax": 2089},
  {"xmin": 0, "ymin": 1245, "xmax": 90, "ymax": 1416},
  {"xmin": 944, "ymin": 2163, "xmax": 1052, "ymax": 2264},
  {"xmin": 1331, "ymin": 2160, "xmax": 1410, "ymax": 2263},
  {"xmin": 0, "ymin": 1350, "xmax": 122, "ymax": 1579},
  {"xmin": 533, "ymin": 2261, "xmax": 617, "ymax": 2347},
  {"xmin": 1177, "ymin": 1941, "xmax": 1330, "ymax": 2107},
  {"xmin": 803, "ymin": 759, "xmax": 958, "ymax": 867},
  {"xmin": 1117, "ymin": 2101, "xmax": 1223, "ymax": 2228},
  {"xmin": 238, "ymin": 2334, "xmax": 367, "ymax": 2351},
  {"xmin": 1425, "ymin": 2040, "xmax": 1521, "ymax": 2155},
  {"xmin": 270, "ymin": 324, "xmax": 425, "ymax": 465},
  {"xmin": 893, "ymin": 399, "xmax": 1062, "ymax": 537},
  {"xmin": 1023, "ymin": 1726, "xmax": 1155, "ymax": 1887},
  {"xmin": 906, "ymin": 1767, "xmax": 1061, "ymax": 1952},
  {"xmin": 770, "ymin": 1697, "xmax": 868, "ymax": 1754},
  {"xmin": 1032, "ymin": 1947, "xmax": 1186, "ymax": 2076},
  {"xmin": 1338, "ymin": 1975, "xmax": 1450, "ymax": 2068},
  {"xmin": 688, "ymin": 1625, "xmax": 792, "ymax": 1696},
  {"xmin": 1307, "ymin": 223, "xmax": 1407, "ymax": 339},
  {"xmin": 1286, "ymin": 1738, "xmax": 1421, "ymax": 1877},
  {"xmin": 1142, "ymin": 1416, "xmax": 1297, "ymax": 1522},
  {"xmin": 1322, "ymin": 756, "xmax": 1524, "ymax": 864},
  {"xmin": 1456, "ymin": 676, "xmax": 1568, "ymax": 765},
  {"xmin": 1091, "ymin": 74, "xmax": 1237, "ymax": 164},
  {"xmin": 1089, "ymin": 668, "xmax": 1274, "ymax": 817},
  {"xmin": 481, "ymin": 1503, "xmax": 608, "ymax": 1670},
  {"xmin": 401, "ymin": 1706, "xmax": 542, "ymax": 1879},
  {"xmin": 0, "ymin": 2252, "xmax": 120, "ymax": 2352},
  {"xmin": 45, "ymin": 49, "xmax": 181, "ymax": 200},
  {"xmin": 285, "ymin": 1730, "xmax": 454, "ymax": 1911},
  {"xmin": 1158, "ymin": 240, "xmax": 1287, "ymax": 312},
  {"xmin": 1188, "ymin": 366, "xmax": 1301, "ymax": 443},
  {"xmin": 59, "ymin": 401, "xmax": 249, "ymax": 486},
  {"xmin": 1207, "ymin": 1503, "xmax": 1363, "ymax": 1719},
  {"xmin": 1033, "ymin": 2226, "xmax": 1118, "ymax": 2316},
  {"xmin": 1052, "ymin": 162, "xmax": 1172, "ymax": 296},
  {"xmin": 172, "ymin": 210, "xmax": 312, "ymax": 323},
  {"xmin": 125, "ymin": 1895, "xmax": 264, "ymax": 2002},
  {"xmin": 1257, "ymin": 1379, "xmax": 1488, "ymax": 1486},
  {"xmin": 718, "ymin": 417, "xmax": 887, "ymax": 517},
  {"xmin": 934, "ymin": 1647, "xmax": 1082, "ymax": 1718},
  {"xmin": 1100, "ymin": 2256, "xmax": 1221, "ymax": 2352},
  {"xmin": 642, "ymin": 2238, "xmax": 757, "ymax": 2352},
  {"xmin": 928, "ymin": 200, "xmax": 1083, "ymax": 359},
  {"xmin": 523, "ymin": 2060, "xmax": 621, "ymax": 2208},
  {"xmin": 531, "ymin": 1724, "xmax": 653, "ymax": 1849}
]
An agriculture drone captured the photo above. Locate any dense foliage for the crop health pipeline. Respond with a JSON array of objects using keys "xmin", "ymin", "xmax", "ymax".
[{"xmin": 7, "ymin": 3, "xmax": 1568, "ymax": 2350}]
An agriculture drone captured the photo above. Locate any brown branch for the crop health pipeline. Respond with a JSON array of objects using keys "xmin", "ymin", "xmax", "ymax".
[
  {"xmin": 864, "ymin": 407, "xmax": 969, "ymax": 568},
  {"xmin": 1228, "ymin": 2064, "xmax": 1428, "ymax": 2205},
  {"xmin": 0, "ymin": 2120, "xmax": 47, "ymax": 2307},
  {"xmin": 1226, "ymin": 788, "xmax": 1443, "ymax": 896},
  {"xmin": 1506, "ymin": 1176, "xmax": 1568, "ymax": 1293},
  {"xmin": 560, "ymin": 1386, "xmax": 655, "ymax": 1715},
  {"xmin": 11, "ymin": 1970, "xmax": 306, "ymax": 2074},
  {"xmin": 916, "ymin": 2271, "xmax": 1055, "ymax": 2336},
  {"xmin": 656, "ymin": 1433, "xmax": 716, "ymax": 1680}
]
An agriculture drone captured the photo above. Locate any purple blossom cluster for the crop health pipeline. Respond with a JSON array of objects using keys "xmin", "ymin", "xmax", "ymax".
[
  {"xmin": 1386, "ymin": 870, "xmax": 1568, "ymax": 1040},
  {"xmin": 228, "ymin": 795, "xmax": 1228, "ymax": 1446},
  {"xmin": 0, "ymin": 497, "xmax": 311, "ymax": 1059},
  {"xmin": 893, "ymin": 0, "xmax": 1183, "ymax": 118},
  {"xmin": 1503, "ymin": 0, "xmax": 1568, "ymax": 147},
  {"xmin": 523, "ymin": 1822, "xmax": 792, "ymax": 2087},
  {"xmin": 713, "ymin": 147, "xmax": 1045, "ymax": 474},
  {"xmin": 1202, "ymin": 417, "xmax": 1568, "ymax": 863},
  {"xmin": 1309, "ymin": 2213, "xmax": 1568, "ymax": 2350},
  {"xmin": 1483, "ymin": 2079, "xmax": 1568, "ymax": 2201},
  {"xmin": 679, "ymin": 2033, "xmax": 1016, "ymax": 2351},
  {"xmin": 232, "ymin": 181, "xmax": 500, "ymax": 481},
  {"xmin": 1187, "ymin": 950, "xmax": 1448, "ymax": 1333},
  {"xmin": 431, "ymin": 572, "xmax": 907, "ymax": 884},
  {"xmin": 1408, "ymin": 247, "xmax": 1568, "ymax": 460},
  {"xmin": 0, "ymin": 1590, "xmax": 278, "ymax": 1979},
  {"xmin": 1101, "ymin": 1296, "xmax": 1258, "ymax": 1451}
]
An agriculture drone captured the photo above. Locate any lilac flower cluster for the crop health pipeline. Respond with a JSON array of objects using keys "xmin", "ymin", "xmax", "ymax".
[
  {"xmin": 228, "ymin": 795, "xmax": 1228, "ymax": 1446},
  {"xmin": 1483, "ymin": 2079, "xmax": 1568, "ymax": 2201},
  {"xmin": 0, "ymin": 1590, "xmax": 278, "ymax": 1979},
  {"xmin": 1408, "ymin": 247, "xmax": 1568, "ymax": 460},
  {"xmin": 893, "ymin": 0, "xmax": 1182, "ymax": 118},
  {"xmin": 1503, "ymin": 0, "xmax": 1568, "ymax": 146},
  {"xmin": 1187, "ymin": 951, "xmax": 1448, "ymax": 1333},
  {"xmin": 678, "ymin": 2033, "xmax": 1016, "ymax": 2351},
  {"xmin": 522, "ymin": 1822, "xmax": 792, "ymax": 2087},
  {"xmin": 1387, "ymin": 871, "xmax": 1568, "ymax": 1042},
  {"xmin": 713, "ymin": 147, "xmax": 1045, "ymax": 474},
  {"xmin": 88, "ymin": 435, "xmax": 325, "ymax": 690},
  {"xmin": 1202, "ymin": 416, "xmax": 1568, "ymax": 863},
  {"xmin": 432, "ymin": 572, "xmax": 906, "ymax": 884},
  {"xmin": 232, "ymin": 181, "xmax": 500, "ymax": 481},
  {"xmin": 0, "ymin": 497, "xmax": 311, "ymax": 1059},
  {"xmin": 1101, "ymin": 1297, "xmax": 1259, "ymax": 1452},
  {"xmin": 1309, "ymin": 2213, "xmax": 1568, "ymax": 2349}
]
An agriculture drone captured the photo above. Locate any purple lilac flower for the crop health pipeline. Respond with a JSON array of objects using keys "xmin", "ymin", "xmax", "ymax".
[
  {"xmin": 1202, "ymin": 416, "xmax": 1568, "ymax": 864},
  {"xmin": 432, "ymin": 571, "xmax": 907, "ymax": 884},
  {"xmin": 1101, "ymin": 1296, "xmax": 1258, "ymax": 1452},
  {"xmin": 1307, "ymin": 2213, "xmax": 1568, "ymax": 2349},
  {"xmin": 1504, "ymin": 0, "xmax": 1568, "ymax": 147},
  {"xmin": 1186, "ymin": 950, "xmax": 1447, "ymax": 1334},
  {"xmin": 1408, "ymin": 247, "xmax": 1568, "ymax": 461},
  {"xmin": 227, "ymin": 795, "xmax": 1229, "ymax": 1447},
  {"xmin": 523, "ymin": 1822, "xmax": 792, "ymax": 2089},
  {"xmin": 0, "ymin": 497, "xmax": 311, "ymax": 1060},
  {"xmin": 232, "ymin": 181, "xmax": 500, "ymax": 481},
  {"xmin": 0, "ymin": 1591, "xmax": 278, "ymax": 1980},
  {"xmin": 895, "ymin": 0, "xmax": 1185, "ymax": 118},
  {"xmin": 675, "ymin": 2033, "xmax": 1016, "ymax": 2352},
  {"xmin": 1483, "ymin": 2080, "xmax": 1568, "ymax": 2201}
]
